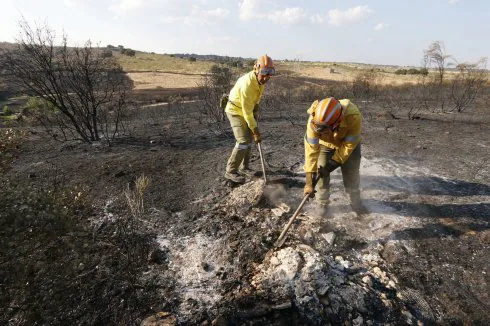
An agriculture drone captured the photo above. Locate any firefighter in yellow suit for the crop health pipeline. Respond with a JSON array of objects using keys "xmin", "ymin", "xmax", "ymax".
[
  {"xmin": 303, "ymin": 97, "xmax": 365, "ymax": 212},
  {"xmin": 224, "ymin": 55, "xmax": 275, "ymax": 183}
]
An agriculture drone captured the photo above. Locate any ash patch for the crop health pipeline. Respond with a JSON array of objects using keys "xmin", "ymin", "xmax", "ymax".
[{"xmin": 224, "ymin": 179, "xmax": 265, "ymax": 207}]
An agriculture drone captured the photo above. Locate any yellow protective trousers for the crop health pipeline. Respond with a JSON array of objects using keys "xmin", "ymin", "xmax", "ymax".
[
  {"xmin": 225, "ymin": 112, "xmax": 252, "ymax": 173},
  {"xmin": 316, "ymin": 144, "xmax": 361, "ymax": 205}
]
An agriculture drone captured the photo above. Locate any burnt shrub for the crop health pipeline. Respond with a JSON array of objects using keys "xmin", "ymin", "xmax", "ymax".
[
  {"xmin": 0, "ymin": 181, "xmax": 157, "ymax": 325},
  {"xmin": 198, "ymin": 64, "xmax": 235, "ymax": 125}
]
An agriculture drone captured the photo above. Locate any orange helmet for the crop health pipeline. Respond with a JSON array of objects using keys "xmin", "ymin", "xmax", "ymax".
[
  {"xmin": 311, "ymin": 97, "xmax": 343, "ymax": 131},
  {"xmin": 253, "ymin": 55, "xmax": 275, "ymax": 76}
]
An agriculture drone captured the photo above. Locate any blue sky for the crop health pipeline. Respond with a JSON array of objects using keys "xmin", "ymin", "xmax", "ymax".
[{"xmin": 1, "ymin": 0, "xmax": 489, "ymax": 66}]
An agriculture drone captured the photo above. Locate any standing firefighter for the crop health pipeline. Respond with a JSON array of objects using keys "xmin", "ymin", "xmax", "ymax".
[
  {"xmin": 303, "ymin": 97, "xmax": 366, "ymax": 213},
  {"xmin": 224, "ymin": 54, "xmax": 275, "ymax": 183}
]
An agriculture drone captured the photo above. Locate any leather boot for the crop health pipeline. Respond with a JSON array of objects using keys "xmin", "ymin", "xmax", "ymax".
[{"xmin": 348, "ymin": 191, "xmax": 367, "ymax": 214}]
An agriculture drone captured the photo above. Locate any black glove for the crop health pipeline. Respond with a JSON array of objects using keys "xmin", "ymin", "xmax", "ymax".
[{"xmin": 320, "ymin": 159, "xmax": 341, "ymax": 175}]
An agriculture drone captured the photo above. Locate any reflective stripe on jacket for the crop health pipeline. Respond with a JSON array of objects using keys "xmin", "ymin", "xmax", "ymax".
[
  {"xmin": 225, "ymin": 71, "xmax": 264, "ymax": 131},
  {"xmin": 304, "ymin": 99, "xmax": 362, "ymax": 172}
]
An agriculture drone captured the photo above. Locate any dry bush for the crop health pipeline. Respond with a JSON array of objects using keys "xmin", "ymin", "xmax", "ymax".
[
  {"xmin": 1, "ymin": 21, "xmax": 133, "ymax": 144},
  {"xmin": 450, "ymin": 58, "xmax": 488, "ymax": 113},
  {"xmin": 0, "ymin": 179, "xmax": 157, "ymax": 325},
  {"xmin": 198, "ymin": 64, "xmax": 235, "ymax": 126},
  {"xmin": 419, "ymin": 41, "xmax": 455, "ymax": 113},
  {"xmin": 124, "ymin": 174, "xmax": 150, "ymax": 220},
  {"xmin": 351, "ymin": 70, "xmax": 382, "ymax": 103},
  {"xmin": 0, "ymin": 128, "xmax": 27, "ymax": 173},
  {"xmin": 384, "ymin": 83, "xmax": 438, "ymax": 120}
]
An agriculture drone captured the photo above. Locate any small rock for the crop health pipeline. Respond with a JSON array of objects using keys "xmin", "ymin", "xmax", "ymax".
[
  {"xmin": 271, "ymin": 208, "xmax": 284, "ymax": 217},
  {"xmin": 317, "ymin": 285, "xmax": 330, "ymax": 296},
  {"xmin": 373, "ymin": 267, "xmax": 383, "ymax": 277},
  {"xmin": 334, "ymin": 256, "xmax": 344, "ymax": 263},
  {"xmin": 321, "ymin": 232, "xmax": 336, "ymax": 245},
  {"xmin": 387, "ymin": 280, "xmax": 396, "ymax": 289},
  {"xmin": 352, "ymin": 316, "xmax": 363, "ymax": 326},
  {"xmin": 270, "ymin": 256, "xmax": 280, "ymax": 266},
  {"xmin": 362, "ymin": 275, "xmax": 373, "ymax": 287}
]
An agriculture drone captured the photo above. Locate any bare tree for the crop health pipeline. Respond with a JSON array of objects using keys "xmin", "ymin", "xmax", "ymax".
[
  {"xmin": 423, "ymin": 41, "xmax": 452, "ymax": 85},
  {"xmin": 198, "ymin": 64, "xmax": 234, "ymax": 125},
  {"xmin": 0, "ymin": 21, "xmax": 133, "ymax": 143},
  {"xmin": 421, "ymin": 41, "xmax": 454, "ymax": 113},
  {"xmin": 450, "ymin": 57, "xmax": 488, "ymax": 112}
]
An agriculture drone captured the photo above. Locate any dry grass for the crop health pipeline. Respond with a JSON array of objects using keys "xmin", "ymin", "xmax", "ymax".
[
  {"xmin": 117, "ymin": 52, "xmax": 213, "ymax": 73},
  {"xmin": 127, "ymin": 71, "xmax": 204, "ymax": 89},
  {"xmin": 118, "ymin": 52, "xmax": 490, "ymax": 90},
  {"xmin": 125, "ymin": 174, "xmax": 150, "ymax": 219}
]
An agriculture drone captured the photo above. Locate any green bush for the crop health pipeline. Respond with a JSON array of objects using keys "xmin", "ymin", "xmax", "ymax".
[
  {"xmin": 3, "ymin": 105, "xmax": 11, "ymax": 115},
  {"xmin": 101, "ymin": 49, "xmax": 113, "ymax": 58},
  {"xmin": 188, "ymin": 57, "xmax": 196, "ymax": 62},
  {"xmin": 395, "ymin": 69, "xmax": 407, "ymax": 75},
  {"xmin": 420, "ymin": 68, "xmax": 429, "ymax": 76},
  {"xmin": 121, "ymin": 48, "xmax": 136, "ymax": 57}
]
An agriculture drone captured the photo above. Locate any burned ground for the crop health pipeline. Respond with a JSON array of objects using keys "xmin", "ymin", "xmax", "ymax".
[{"xmin": 1, "ymin": 83, "xmax": 489, "ymax": 325}]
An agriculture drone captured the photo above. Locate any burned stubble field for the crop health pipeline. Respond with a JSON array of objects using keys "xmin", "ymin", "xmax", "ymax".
[{"xmin": 1, "ymin": 82, "xmax": 490, "ymax": 325}]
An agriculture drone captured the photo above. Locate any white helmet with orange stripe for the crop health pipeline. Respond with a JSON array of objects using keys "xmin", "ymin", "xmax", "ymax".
[{"xmin": 311, "ymin": 97, "xmax": 344, "ymax": 132}]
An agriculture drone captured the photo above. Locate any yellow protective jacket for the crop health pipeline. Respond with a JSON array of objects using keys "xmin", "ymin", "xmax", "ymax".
[
  {"xmin": 304, "ymin": 99, "xmax": 362, "ymax": 173},
  {"xmin": 225, "ymin": 71, "xmax": 264, "ymax": 131}
]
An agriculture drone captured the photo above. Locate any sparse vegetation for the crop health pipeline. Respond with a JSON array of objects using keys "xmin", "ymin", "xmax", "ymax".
[
  {"xmin": 394, "ymin": 68, "xmax": 428, "ymax": 75},
  {"xmin": 450, "ymin": 58, "xmax": 488, "ymax": 112},
  {"xmin": 198, "ymin": 64, "xmax": 235, "ymax": 125},
  {"xmin": 0, "ymin": 34, "xmax": 489, "ymax": 326},
  {"xmin": 1, "ymin": 21, "xmax": 133, "ymax": 143},
  {"xmin": 0, "ymin": 128, "xmax": 27, "ymax": 173}
]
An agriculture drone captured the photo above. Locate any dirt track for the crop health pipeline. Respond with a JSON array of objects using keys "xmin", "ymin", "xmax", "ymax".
[{"xmin": 2, "ymin": 91, "xmax": 490, "ymax": 324}]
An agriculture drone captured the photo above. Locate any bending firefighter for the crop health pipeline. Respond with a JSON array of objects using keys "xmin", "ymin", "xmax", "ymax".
[
  {"xmin": 303, "ymin": 97, "xmax": 366, "ymax": 213},
  {"xmin": 224, "ymin": 54, "xmax": 275, "ymax": 183}
]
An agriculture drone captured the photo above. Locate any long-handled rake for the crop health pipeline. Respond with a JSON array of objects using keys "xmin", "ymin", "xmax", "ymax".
[{"xmin": 274, "ymin": 174, "xmax": 319, "ymax": 248}]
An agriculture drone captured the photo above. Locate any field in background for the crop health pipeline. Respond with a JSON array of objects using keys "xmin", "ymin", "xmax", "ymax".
[
  {"xmin": 117, "ymin": 52, "xmax": 481, "ymax": 90},
  {"xmin": 116, "ymin": 52, "xmax": 214, "ymax": 73}
]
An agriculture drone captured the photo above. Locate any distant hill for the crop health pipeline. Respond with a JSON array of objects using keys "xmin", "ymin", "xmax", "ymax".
[{"xmin": 167, "ymin": 53, "xmax": 253, "ymax": 63}]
